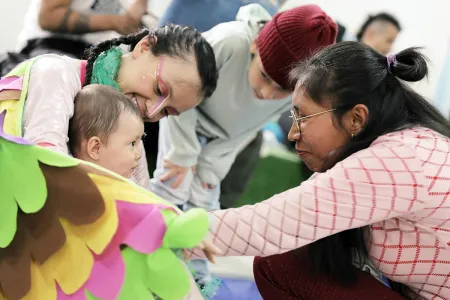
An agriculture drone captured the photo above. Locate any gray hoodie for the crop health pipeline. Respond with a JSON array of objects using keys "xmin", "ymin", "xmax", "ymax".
[{"xmin": 163, "ymin": 13, "xmax": 291, "ymax": 185}]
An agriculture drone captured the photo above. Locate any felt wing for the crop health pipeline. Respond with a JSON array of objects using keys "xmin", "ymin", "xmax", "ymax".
[{"xmin": 0, "ymin": 111, "xmax": 209, "ymax": 300}]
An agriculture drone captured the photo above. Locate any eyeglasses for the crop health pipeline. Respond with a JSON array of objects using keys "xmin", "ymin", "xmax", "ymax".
[
  {"xmin": 289, "ymin": 108, "xmax": 336, "ymax": 132},
  {"xmin": 146, "ymin": 57, "xmax": 173, "ymax": 118}
]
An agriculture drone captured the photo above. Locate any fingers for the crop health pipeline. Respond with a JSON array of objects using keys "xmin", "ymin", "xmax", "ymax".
[
  {"xmin": 207, "ymin": 242, "xmax": 223, "ymax": 256},
  {"xmin": 171, "ymin": 172, "xmax": 184, "ymax": 189},
  {"xmin": 182, "ymin": 249, "xmax": 190, "ymax": 261},
  {"xmin": 201, "ymin": 182, "xmax": 215, "ymax": 189},
  {"xmin": 162, "ymin": 158, "xmax": 173, "ymax": 168},
  {"xmin": 204, "ymin": 249, "xmax": 216, "ymax": 264},
  {"xmin": 159, "ymin": 168, "xmax": 178, "ymax": 182}
]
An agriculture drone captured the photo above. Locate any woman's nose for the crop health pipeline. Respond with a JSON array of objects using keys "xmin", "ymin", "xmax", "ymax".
[{"xmin": 287, "ymin": 122, "xmax": 301, "ymax": 142}]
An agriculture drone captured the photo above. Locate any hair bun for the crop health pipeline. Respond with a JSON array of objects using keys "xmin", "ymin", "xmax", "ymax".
[{"xmin": 389, "ymin": 47, "xmax": 428, "ymax": 82}]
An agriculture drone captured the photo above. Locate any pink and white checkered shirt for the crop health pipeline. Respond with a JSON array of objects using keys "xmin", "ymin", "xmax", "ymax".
[{"xmin": 208, "ymin": 127, "xmax": 450, "ymax": 299}]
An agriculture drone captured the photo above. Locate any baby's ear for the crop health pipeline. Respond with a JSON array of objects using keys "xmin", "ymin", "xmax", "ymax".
[{"xmin": 86, "ymin": 136, "xmax": 102, "ymax": 161}]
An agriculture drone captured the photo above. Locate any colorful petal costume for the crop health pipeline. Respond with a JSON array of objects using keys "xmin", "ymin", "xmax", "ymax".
[{"xmin": 0, "ymin": 60, "xmax": 209, "ymax": 300}]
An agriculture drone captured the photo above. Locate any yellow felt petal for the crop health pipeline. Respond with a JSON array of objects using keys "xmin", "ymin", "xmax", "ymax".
[
  {"xmin": 69, "ymin": 178, "xmax": 118, "ymax": 254},
  {"xmin": 0, "ymin": 100, "xmax": 19, "ymax": 136},
  {"xmin": 88, "ymin": 173, "xmax": 170, "ymax": 205},
  {"xmin": 40, "ymin": 219, "xmax": 93, "ymax": 295},
  {"xmin": 22, "ymin": 261, "xmax": 56, "ymax": 300}
]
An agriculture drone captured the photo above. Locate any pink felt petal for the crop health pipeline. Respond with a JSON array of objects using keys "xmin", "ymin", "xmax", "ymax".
[
  {"xmin": 56, "ymin": 202, "xmax": 178, "ymax": 299},
  {"xmin": 0, "ymin": 76, "xmax": 23, "ymax": 92},
  {"xmin": 116, "ymin": 201, "xmax": 167, "ymax": 253},
  {"xmin": 85, "ymin": 249, "xmax": 124, "ymax": 299}
]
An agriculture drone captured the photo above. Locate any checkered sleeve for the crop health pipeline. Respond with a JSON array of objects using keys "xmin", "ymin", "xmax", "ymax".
[{"xmin": 207, "ymin": 142, "xmax": 427, "ymax": 257}]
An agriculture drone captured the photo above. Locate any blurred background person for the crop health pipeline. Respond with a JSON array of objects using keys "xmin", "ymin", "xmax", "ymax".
[
  {"xmin": 0, "ymin": 0, "xmax": 155, "ymax": 76},
  {"xmin": 355, "ymin": 12, "xmax": 401, "ymax": 55}
]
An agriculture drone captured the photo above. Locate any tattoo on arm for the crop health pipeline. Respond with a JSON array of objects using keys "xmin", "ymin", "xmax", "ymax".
[
  {"xmin": 57, "ymin": 8, "xmax": 91, "ymax": 34},
  {"xmin": 57, "ymin": 8, "xmax": 72, "ymax": 32}
]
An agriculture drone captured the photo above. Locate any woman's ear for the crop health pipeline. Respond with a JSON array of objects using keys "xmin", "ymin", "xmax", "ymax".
[
  {"xmin": 131, "ymin": 35, "xmax": 157, "ymax": 59},
  {"xmin": 86, "ymin": 136, "xmax": 102, "ymax": 161},
  {"xmin": 349, "ymin": 104, "xmax": 369, "ymax": 135}
]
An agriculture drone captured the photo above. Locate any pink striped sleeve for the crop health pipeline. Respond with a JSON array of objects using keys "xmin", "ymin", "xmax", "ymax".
[
  {"xmin": 131, "ymin": 142, "xmax": 150, "ymax": 189},
  {"xmin": 205, "ymin": 141, "xmax": 427, "ymax": 257}
]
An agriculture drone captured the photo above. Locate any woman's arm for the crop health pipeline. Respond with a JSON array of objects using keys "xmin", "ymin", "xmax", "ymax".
[
  {"xmin": 204, "ymin": 142, "xmax": 427, "ymax": 257},
  {"xmin": 38, "ymin": 0, "xmax": 147, "ymax": 35},
  {"xmin": 23, "ymin": 56, "xmax": 81, "ymax": 154}
]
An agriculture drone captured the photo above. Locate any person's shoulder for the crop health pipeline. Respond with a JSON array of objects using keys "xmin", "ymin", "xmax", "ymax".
[
  {"xmin": 32, "ymin": 54, "xmax": 77, "ymax": 73},
  {"xmin": 29, "ymin": 54, "xmax": 82, "ymax": 94},
  {"xmin": 203, "ymin": 21, "xmax": 252, "ymax": 63},
  {"xmin": 203, "ymin": 21, "xmax": 252, "ymax": 49},
  {"xmin": 351, "ymin": 127, "xmax": 442, "ymax": 163},
  {"xmin": 204, "ymin": 20, "xmax": 252, "ymax": 41},
  {"xmin": 30, "ymin": 54, "xmax": 81, "ymax": 86}
]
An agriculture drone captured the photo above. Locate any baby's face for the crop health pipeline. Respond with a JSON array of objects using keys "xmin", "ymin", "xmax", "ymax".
[{"xmin": 96, "ymin": 112, "xmax": 145, "ymax": 178}]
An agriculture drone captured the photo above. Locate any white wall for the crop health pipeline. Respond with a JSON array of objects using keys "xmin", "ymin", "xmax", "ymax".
[
  {"xmin": 281, "ymin": 0, "xmax": 450, "ymax": 101},
  {"xmin": 1, "ymin": 1, "xmax": 30, "ymax": 53}
]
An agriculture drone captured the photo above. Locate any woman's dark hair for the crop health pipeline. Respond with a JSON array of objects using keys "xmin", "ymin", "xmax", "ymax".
[
  {"xmin": 357, "ymin": 13, "xmax": 402, "ymax": 41},
  {"xmin": 84, "ymin": 24, "xmax": 218, "ymax": 99},
  {"xmin": 290, "ymin": 41, "xmax": 450, "ymax": 291}
]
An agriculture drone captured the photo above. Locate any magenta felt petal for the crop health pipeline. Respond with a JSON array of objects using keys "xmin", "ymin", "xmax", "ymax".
[
  {"xmin": 116, "ymin": 202, "xmax": 174, "ymax": 253},
  {"xmin": 0, "ymin": 76, "xmax": 23, "ymax": 92},
  {"xmin": 85, "ymin": 248, "xmax": 125, "ymax": 299},
  {"xmin": 55, "ymin": 201, "xmax": 174, "ymax": 299}
]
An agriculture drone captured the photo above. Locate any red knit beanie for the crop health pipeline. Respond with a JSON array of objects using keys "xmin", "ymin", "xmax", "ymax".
[{"xmin": 257, "ymin": 5, "xmax": 337, "ymax": 90}]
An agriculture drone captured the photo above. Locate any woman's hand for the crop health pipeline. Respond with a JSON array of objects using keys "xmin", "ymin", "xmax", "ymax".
[
  {"xmin": 159, "ymin": 158, "xmax": 195, "ymax": 189},
  {"xmin": 184, "ymin": 240, "xmax": 222, "ymax": 263},
  {"xmin": 115, "ymin": 0, "xmax": 148, "ymax": 34}
]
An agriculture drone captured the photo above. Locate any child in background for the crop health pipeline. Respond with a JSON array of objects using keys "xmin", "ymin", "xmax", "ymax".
[{"xmin": 151, "ymin": 4, "xmax": 338, "ymax": 288}]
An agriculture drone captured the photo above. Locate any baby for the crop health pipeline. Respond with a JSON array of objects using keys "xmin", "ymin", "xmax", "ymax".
[
  {"xmin": 68, "ymin": 84, "xmax": 205, "ymax": 299},
  {"xmin": 68, "ymin": 84, "xmax": 144, "ymax": 179}
]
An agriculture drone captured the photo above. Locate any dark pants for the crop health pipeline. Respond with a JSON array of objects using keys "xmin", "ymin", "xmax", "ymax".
[
  {"xmin": 219, "ymin": 131, "xmax": 263, "ymax": 208},
  {"xmin": 254, "ymin": 248, "xmax": 406, "ymax": 300}
]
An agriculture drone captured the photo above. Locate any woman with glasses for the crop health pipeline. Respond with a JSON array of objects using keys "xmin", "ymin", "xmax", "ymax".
[{"xmin": 196, "ymin": 42, "xmax": 450, "ymax": 299}]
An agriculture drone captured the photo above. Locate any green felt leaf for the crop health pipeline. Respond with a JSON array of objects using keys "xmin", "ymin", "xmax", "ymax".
[
  {"xmin": 0, "ymin": 138, "xmax": 79, "ymax": 248},
  {"xmin": 35, "ymin": 146, "xmax": 79, "ymax": 168},
  {"xmin": 117, "ymin": 248, "xmax": 190, "ymax": 300},
  {"xmin": 144, "ymin": 248, "xmax": 189, "ymax": 300},
  {"xmin": 162, "ymin": 208, "xmax": 209, "ymax": 249},
  {"xmin": 118, "ymin": 248, "xmax": 155, "ymax": 300},
  {"xmin": 0, "ymin": 189, "xmax": 18, "ymax": 248},
  {"xmin": 0, "ymin": 141, "xmax": 46, "ymax": 247}
]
